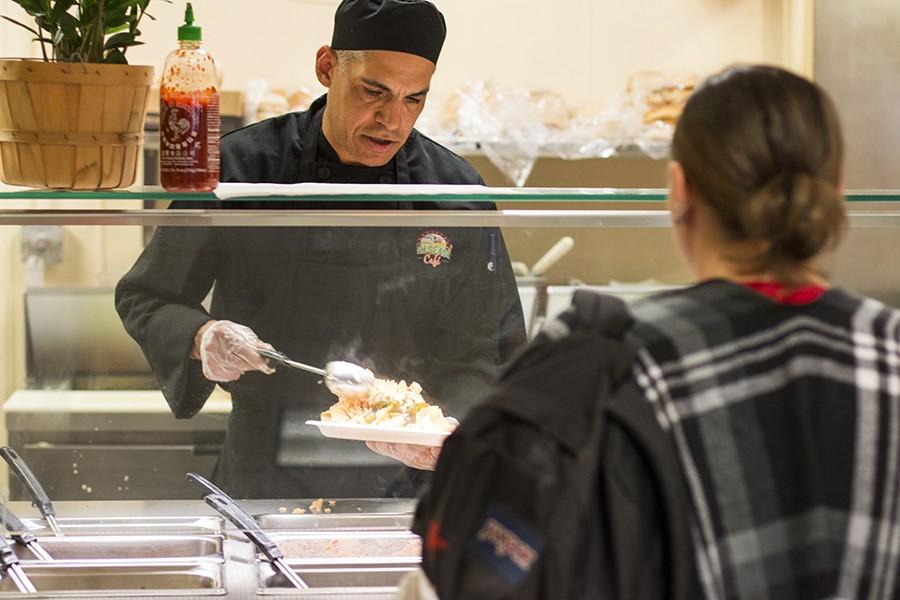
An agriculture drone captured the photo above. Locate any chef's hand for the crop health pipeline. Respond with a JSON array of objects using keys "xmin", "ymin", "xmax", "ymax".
[
  {"xmin": 365, "ymin": 441, "xmax": 442, "ymax": 471},
  {"xmin": 193, "ymin": 320, "xmax": 276, "ymax": 382}
]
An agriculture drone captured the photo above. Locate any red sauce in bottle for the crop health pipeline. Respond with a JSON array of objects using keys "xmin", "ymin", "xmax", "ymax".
[{"xmin": 160, "ymin": 85, "xmax": 220, "ymax": 191}]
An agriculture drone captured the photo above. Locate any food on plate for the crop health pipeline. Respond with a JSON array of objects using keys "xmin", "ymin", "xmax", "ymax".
[{"xmin": 320, "ymin": 377, "xmax": 455, "ymax": 432}]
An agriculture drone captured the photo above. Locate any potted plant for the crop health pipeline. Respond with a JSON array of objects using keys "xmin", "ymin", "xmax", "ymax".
[{"xmin": 0, "ymin": 0, "xmax": 167, "ymax": 189}]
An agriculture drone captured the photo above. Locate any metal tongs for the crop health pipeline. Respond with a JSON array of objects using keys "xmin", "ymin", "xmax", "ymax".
[
  {"xmin": 186, "ymin": 473, "xmax": 308, "ymax": 590},
  {"xmin": 256, "ymin": 348, "xmax": 375, "ymax": 397},
  {"xmin": 0, "ymin": 504, "xmax": 52, "ymax": 561},
  {"xmin": 0, "ymin": 536, "xmax": 36, "ymax": 593},
  {"xmin": 0, "ymin": 448, "xmax": 62, "ymax": 537}
]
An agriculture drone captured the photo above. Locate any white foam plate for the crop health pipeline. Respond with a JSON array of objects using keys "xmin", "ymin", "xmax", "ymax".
[{"xmin": 306, "ymin": 420, "xmax": 451, "ymax": 447}]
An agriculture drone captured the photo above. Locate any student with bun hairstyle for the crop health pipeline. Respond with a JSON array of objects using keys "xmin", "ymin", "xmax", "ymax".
[
  {"xmin": 668, "ymin": 64, "xmax": 845, "ymax": 288},
  {"xmin": 412, "ymin": 66, "xmax": 900, "ymax": 600}
]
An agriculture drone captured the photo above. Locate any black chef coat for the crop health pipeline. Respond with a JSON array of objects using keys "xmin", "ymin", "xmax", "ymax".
[{"xmin": 116, "ymin": 95, "xmax": 527, "ymax": 498}]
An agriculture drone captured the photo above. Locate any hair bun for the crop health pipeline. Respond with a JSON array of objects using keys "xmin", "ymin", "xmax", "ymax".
[{"xmin": 740, "ymin": 171, "xmax": 846, "ymax": 265}]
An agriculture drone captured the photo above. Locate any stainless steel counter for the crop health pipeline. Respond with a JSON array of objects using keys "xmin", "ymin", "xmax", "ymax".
[{"xmin": 2, "ymin": 499, "xmax": 417, "ymax": 600}]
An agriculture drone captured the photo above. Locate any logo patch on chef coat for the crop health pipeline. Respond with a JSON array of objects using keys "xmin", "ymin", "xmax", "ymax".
[
  {"xmin": 468, "ymin": 504, "xmax": 543, "ymax": 585},
  {"xmin": 416, "ymin": 230, "xmax": 453, "ymax": 268}
]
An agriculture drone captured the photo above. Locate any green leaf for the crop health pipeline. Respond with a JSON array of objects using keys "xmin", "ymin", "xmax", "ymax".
[
  {"xmin": 103, "ymin": 17, "xmax": 128, "ymax": 30},
  {"xmin": 103, "ymin": 7, "xmax": 129, "ymax": 28},
  {"xmin": 79, "ymin": 5, "xmax": 97, "ymax": 25},
  {"xmin": 56, "ymin": 10, "xmax": 80, "ymax": 52},
  {"xmin": 104, "ymin": 48, "xmax": 127, "ymax": 64},
  {"xmin": 10, "ymin": 0, "xmax": 159, "ymax": 64},
  {"xmin": 58, "ymin": 10, "xmax": 79, "ymax": 32},
  {"xmin": 103, "ymin": 30, "xmax": 134, "ymax": 49},
  {"xmin": 49, "ymin": 0, "xmax": 75, "ymax": 22},
  {"xmin": 35, "ymin": 15, "xmax": 57, "ymax": 32}
]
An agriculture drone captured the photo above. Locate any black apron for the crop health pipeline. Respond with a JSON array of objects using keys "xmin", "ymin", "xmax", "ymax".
[{"xmin": 214, "ymin": 110, "xmax": 436, "ymax": 498}]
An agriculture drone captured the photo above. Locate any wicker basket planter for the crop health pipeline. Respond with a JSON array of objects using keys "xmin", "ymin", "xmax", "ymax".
[{"xmin": 0, "ymin": 59, "xmax": 154, "ymax": 190}]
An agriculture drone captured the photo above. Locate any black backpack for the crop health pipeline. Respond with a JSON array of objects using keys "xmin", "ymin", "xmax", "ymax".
[{"xmin": 413, "ymin": 290, "xmax": 696, "ymax": 600}]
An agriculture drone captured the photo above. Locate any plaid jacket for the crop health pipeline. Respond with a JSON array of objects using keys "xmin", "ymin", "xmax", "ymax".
[{"xmin": 630, "ymin": 280, "xmax": 900, "ymax": 600}]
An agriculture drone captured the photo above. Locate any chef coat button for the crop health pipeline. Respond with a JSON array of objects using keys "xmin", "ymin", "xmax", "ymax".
[
  {"xmin": 379, "ymin": 174, "xmax": 393, "ymax": 184},
  {"xmin": 317, "ymin": 166, "xmax": 332, "ymax": 180}
]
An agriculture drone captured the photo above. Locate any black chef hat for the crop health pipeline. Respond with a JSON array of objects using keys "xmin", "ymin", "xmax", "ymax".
[{"xmin": 331, "ymin": 0, "xmax": 447, "ymax": 65}]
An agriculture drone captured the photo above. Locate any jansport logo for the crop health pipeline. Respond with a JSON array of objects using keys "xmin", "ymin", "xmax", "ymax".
[
  {"xmin": 469, "ymin": 505, "xmax": 543, "ymax": 585},
  {"xmin": 477, "ymin": 517, "xmax": 539, "ymax": 571},
  {"xmin": 416, "ymin": 231, "xmax": 453, "ymax": 268}
]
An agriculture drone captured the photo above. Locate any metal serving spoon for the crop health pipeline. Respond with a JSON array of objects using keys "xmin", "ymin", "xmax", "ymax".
[
  {"xmin": 186, "ymin": 473, "xmax": 308, "ymax": 590},
  {"xmin": 255, "ymin": 348, "xmax": 374, "ymax": 397},
  {"xmin": 0, "ymin": 535, "xmax": 36, "ymax": 593},
  {"xmin": 0, "ymin": 448, "xmax": 63, "ymax": 537},
  {"xmin": 0, "ymin": 503, "xmax": 53, "ymax": 561}
]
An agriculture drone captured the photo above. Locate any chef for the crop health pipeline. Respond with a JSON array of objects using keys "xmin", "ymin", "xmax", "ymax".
[{"xmin": 116, "ymin": 0, "xmax": 526, "ymax": 498}]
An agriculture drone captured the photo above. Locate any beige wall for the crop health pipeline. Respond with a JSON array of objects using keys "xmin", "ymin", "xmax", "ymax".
[{"xmin": 4, "ymin": 0, "xmax": 801, "ymax": 109}]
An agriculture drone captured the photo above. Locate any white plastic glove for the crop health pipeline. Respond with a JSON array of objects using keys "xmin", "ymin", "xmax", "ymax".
[
  {"xmin": 365, "ymin": 441, "xmax": 442, "ymax": 471},
  {"xmin": 195, "ymin": 320, "xmax": 276, "ymax": 382}
]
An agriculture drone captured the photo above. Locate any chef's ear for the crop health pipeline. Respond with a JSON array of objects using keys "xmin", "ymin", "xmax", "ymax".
[{"xmin": 315, "ymin": 46, "xmax": 338, "ymax": 88}]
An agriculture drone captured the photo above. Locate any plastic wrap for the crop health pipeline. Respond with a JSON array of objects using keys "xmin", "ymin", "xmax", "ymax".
[
  {"xmin": 420, "ymin": 73, "xmax": 698, "ymax": 185},
  {"xmin": 626, "ymin": 71, "xmax": 697, "ymax": 160},
  {"xmin": 243, "ymin": 79, "xmax": 316, "ymax": 124},
  {"xmin": 452, "ymin": 82, "xmax": 547, "ymax": 186}
]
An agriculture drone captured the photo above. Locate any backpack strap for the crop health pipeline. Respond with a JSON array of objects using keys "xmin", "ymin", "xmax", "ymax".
[
  {"xmin": 491, "ymin": 290, "xmax": 636, "ymax": 454},
  {"xmin": 605, "ymin": 383, "xmax": 699, "ymax": 600},
  {"xmin": 571, "ymin": 288, "xmax": 633, "ymax": 341},
  {"xmin": 568, "ymin": 290, "xmax": 698, "ymax": 599},
  {"xmin": 567, "ymin": 289, "xmax": 637, "ymax": 498}
]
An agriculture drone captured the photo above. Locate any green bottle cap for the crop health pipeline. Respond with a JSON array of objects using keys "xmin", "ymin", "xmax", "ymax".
[{"xmin": 178, "ymin": 3, "xmax": 202, "ymax": 42}]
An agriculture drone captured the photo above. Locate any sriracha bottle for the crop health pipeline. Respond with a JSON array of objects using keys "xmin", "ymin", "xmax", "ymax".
[{"xmin": 160, "ymin": 3, "xmax": 220, "ymax": 191}]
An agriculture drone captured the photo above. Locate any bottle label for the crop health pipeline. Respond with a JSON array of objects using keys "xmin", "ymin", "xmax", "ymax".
[
  {"xmin": 161, "ymin": 101, "xmax": 203, "ymax": 168},
  {"xmin": 160, "ymin": 91, "xmax": 221, "ymax": 189},
  {"xmin": 206, "ymin": 94, "xmax": 220, "ymax": 172}
]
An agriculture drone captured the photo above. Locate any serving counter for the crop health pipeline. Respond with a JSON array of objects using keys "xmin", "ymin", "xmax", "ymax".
[
  {"xmin": 2, "ymin": 498, "xmax": 415, "ymax": 599},
  {"xmin": 0, "ymin": 184, "xmax": 899, "ymax": 595}
]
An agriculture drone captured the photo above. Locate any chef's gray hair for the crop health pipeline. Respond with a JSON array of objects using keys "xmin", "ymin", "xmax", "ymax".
[{"xmin": 334, "ymin": 50, "xmax": 367, "ymax": 67}]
